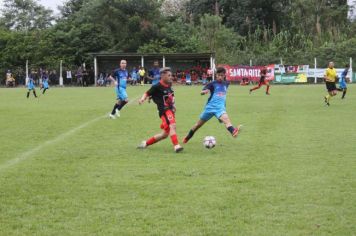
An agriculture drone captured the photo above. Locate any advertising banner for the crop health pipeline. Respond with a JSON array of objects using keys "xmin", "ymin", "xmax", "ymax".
[{"xmin": 221, "ymin": 64, "xmax": 275, "ymax": 82}]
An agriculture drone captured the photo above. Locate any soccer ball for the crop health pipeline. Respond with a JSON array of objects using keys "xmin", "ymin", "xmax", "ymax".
[{"xmin": 203, "ymin": 136, "xmax": 216, "ymax": 149}]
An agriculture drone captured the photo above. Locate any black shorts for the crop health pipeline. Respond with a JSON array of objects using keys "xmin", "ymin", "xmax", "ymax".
[{"xmin": 325, "ymin": 82, "xmax": 337, "ymax": 92}]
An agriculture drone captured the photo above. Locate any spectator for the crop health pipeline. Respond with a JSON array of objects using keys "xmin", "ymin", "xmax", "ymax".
[
  {"xmin": 131, "ymin": 67, "xmax": 138, "ymax": 85},
  {"xmin": 76, "ymin": 66, "xmax": 83, "ymax": 86},
  {"xmin": 138, "ymin": 66, "xmax": 145, "ymax": 85},
  {"xmin": 202, "ymin": 72, "xmax": 207, "ymax": 85},
  {"xmin": 97, "ymin": 72, "xmax": 105, "ymax": 86},
  {"xmin": 6, "ymin": 70, "xmax": 15, "ymax": 87},
  {"xmin": 207, "ymin": 68, "xmax": 213, "ymax": 82},
  {"xmin": 185, "ymin": 72, "xmax": 192, "ymax": 85}
]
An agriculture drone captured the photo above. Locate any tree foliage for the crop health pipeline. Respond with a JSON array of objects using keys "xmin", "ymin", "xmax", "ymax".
[{"xmin": 0, "ymin": 0, "xmax": 355, "ymax": 75}]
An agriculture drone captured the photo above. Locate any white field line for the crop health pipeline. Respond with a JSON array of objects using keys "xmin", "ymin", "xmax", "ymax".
[{"xmin": 0, "ymin": 96, "xmax": 140, "ymax": 172}]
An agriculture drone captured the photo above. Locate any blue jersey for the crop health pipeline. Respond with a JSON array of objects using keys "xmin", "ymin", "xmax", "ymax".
[
  {"xmin": 204, "ymin": 80, "xmax": 229, "ymax": 110},
  {"xmin": 27, "ymin": 77, "xmax": 35, "ymax": 89},
  {"xmin": 42, "ymin": 75, "xmax": 49, "ymax": 88},
  {"xmin": 340, "ymin": 69, "xmax": 348, "ymax": 83},
  {"xmin": 149, "ymin": 68, "xmax": 160, "ymax": 85},
  {"xmin": 339, "ymin": 69, "xmax": 348, "ymax": 89},
  {"xmin": 114, "ymin": 68, "xmax": 129, "ymax": 89}
]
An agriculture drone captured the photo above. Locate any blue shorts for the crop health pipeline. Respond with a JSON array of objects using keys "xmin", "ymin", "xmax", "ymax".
[
  {"xmin": 43, "ymin": 82, "xmax": 49, "ymax": 89},
  {"xmin": 200, "ymin": 107, "xmax": 226, "ymax": 121},
  {"xmin": 115, "ymin": 87, "xmax": 128, "ymax": 101},
  {"xmin": 28, "ymin": 85, "xmax": 35, "ymax": 90},
  {"xmin": 339, "ymin": 81, "xmax": 347, "ymax": 89}
]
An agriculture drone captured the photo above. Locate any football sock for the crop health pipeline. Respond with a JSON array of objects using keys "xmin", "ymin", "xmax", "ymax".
[
  {"xmin": 26, "ymin": 91, "xmax": 30, "ymax": 98},
  {"xmin": 118, "ymin": 101, "xmax": 128, "ymax": 110},
  {"xmin": 170, "ymin": 134, "xmax": 179, "ymax": 146},
  {"xmin": 185, "ymin": 129, "xmax": 195, "ymax": 141},
  {"xmin": 342, "ymin": 89, "xmax": 347, "ymax": 99},
  {"xmin": 325, "ymin": 94, "xmax": 330, "ymax": 103},
  {"xmin": 111, "ymin": 104, "xmax": 119, "ymax": 115},
  {"xmin": 43, "ymin": 88, "xmax": 47, "ymax": 94},
  {"xmin": 33, "ymin": 90, "xmax": 37, "ymax": 98},
  {"xmin": 266, "ymin": 85, "xmax": 270, "ymax": 93},
  {"xmin": 146, "ymin": 137, "xmax": 157, "ymax": 146},
  {"xmin": 227, "ymin": 126, "xmax": 235, "ymax": 135}
]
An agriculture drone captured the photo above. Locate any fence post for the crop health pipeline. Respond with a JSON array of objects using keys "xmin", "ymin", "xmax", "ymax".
[
  {"xmin": 250, "ymin": 59, "xmax": 252, "ymax": 66},
  {"xmin": 59, "ymin": 60, "xmax": 63, "ymax": 86},
  {"xmin": 314, "ymin": 57, "xmax": 317, "ymax": 84},
  {"xmin": 350, "ymin": 57, "xmax": 353, "ymax": 83},
  {"xmin": 25, "ymin": 60, "xmax": 29, "ymax": 85},
  {"xmin": 94, "ymin": 56, "xmax": 98, "ymax": 86},
  {"xmin": 280, "ymin": 58, "xmax": 283, "ymax": 65}
]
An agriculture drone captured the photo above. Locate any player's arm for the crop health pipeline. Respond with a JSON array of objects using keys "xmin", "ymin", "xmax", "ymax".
[
  {"xmin": 139, "ymin": 86, "xmax": 156, "ymax": 104},
  {"xmin": 201, "ymin": 83, "xmax": 213, "ymax": 95},
  {"xmin": 107, "ymin": 74, "xmax": 118, "ymax": 85},
  {"xmin": 139, "ymin": 92, "xmax": 149, "ymax": 104}
]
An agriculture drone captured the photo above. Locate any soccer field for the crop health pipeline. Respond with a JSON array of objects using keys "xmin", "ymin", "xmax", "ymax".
[{"xmin": 0, "ymin": 85, "xmax": 355, "ymax": 235}]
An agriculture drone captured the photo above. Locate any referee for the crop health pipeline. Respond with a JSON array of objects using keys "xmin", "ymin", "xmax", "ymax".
[{"xmin": 324, "ymin": 61, "xmax": 338, "ymax": 106}]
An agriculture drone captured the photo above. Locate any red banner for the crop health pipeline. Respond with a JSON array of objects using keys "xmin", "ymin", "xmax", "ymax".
[{"xmin": 220, "ymin": 64, "xmax": 275, "ymax": 82}]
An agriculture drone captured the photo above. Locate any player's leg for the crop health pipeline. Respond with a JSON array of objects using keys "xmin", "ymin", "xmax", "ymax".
[
  {"xmin": 26, "ymin": 89, "xmax": 30, "ymax": 98},
  {"xmin": 324, "ymin": 82, "xmax": 334, "ymax": 106},
  {"xmin": 342, "ymin": 87, "xmax": 347, "ymax": 99},
  {"xmin": 117, "ymin": 88, "xmax": 128, "ymax": 111},
  {"xmin": 33, "ymin": 89, "xmax": 37, "ymax": 98},
  {"xmin": 183, "ymin": 119, "xmax": 206, "ymax": 143},
  {"xmin": 265, "ymin": 82, "xmax": 270, "ymax": 95},
  {"xmin": 138, "ymin": 130, "xmax": 169, "ymax": 149},
  {"xmin": 161, "ymin": 110, "xmax": 183, "ymax": 152},
  {"xmin": 250, "ymin": 82, "xmax": 262, "ymax": 93},
  {"xmin": 219, "ymin": 113, "xmax": 241, "ymax": 137},
  {"xmin": 184, "ymin": 109, "xmax": 213, "ymax": 143}
]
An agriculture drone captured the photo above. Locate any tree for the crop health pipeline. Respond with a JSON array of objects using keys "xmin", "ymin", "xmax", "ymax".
[{"xmin": 1, "ymin": 0, "xmax": 54, "ymax": 31}]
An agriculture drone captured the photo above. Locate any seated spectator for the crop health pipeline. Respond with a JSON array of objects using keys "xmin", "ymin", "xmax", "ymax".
[
  {"xmin": 202, "ymin": 72, "xmax": 208, "ymax": 85},
  {"xmin": 185, "ymin": 72, "xmax": 192, "ymax": 85},
  {"xmin": 97, "ymin": 73, "xmax": 105, "ymax": 86}
]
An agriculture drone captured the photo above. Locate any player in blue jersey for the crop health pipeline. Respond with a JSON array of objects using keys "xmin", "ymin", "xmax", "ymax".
[
  {"xmin": 337, "ymin": 64, "xmax": 349, "ymax": 99},
  {"xmin": 26, "ymin": 73, "xmax": 38, "ymax": 98},
  {"xmin": 148, "ymin": 60, "xmax": 161, "ymax": 85},
  {"xmin": 108, "ymin": 60, "xmax": 130, "ymax": 119},
  {"xmin": 183, "ymin": 67, "xmax": 242, "ymax": 143},
  {"xmin": 40, "ymin": 71, "xmax": 49, "ymax": 94}
]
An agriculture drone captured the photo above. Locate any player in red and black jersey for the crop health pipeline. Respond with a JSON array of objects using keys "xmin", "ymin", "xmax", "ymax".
[
  {"xmin": 137, "ymin": 67, "xmax": 183, "ymax": 153},
  {"xmin": 249, "ymin": 68, "xmax": 270, "ymax": 95}
]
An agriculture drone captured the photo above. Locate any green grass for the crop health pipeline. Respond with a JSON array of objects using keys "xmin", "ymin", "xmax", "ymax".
[{"xmin": 0, "ymin": 85, "xmax": 355, "ymax": 235}]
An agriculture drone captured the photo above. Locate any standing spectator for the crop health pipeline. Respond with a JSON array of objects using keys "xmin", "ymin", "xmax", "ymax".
[
  {"xmin": 148, "ymin": 60, "xmax": 161, "ymax": 85},
  {"xmin": 76, "ymin": 66, "xmax": 83, "ymax": 86},
  {"xmin": 131, "ymin": 67, "xmax": 138, "ymax": 85},
  {"xmin": 66, "ymin": 70, "xmax": 73, "ymax": 85},
  {"xmin": 207, "ymin": 68, "xmax": 213, "ymax": 82},
  {"xmin": 138, "ymin": 66, "xmax": 145, "ymax": 85}
]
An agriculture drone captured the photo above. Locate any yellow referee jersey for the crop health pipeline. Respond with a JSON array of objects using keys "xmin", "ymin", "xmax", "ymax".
[{"xmin": 325, "ymin": 68, "xmax": 337, "ymax": 82}]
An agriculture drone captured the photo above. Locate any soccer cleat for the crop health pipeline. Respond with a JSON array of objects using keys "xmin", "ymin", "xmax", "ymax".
[
  {"xmin": 183, "ymin": 138, "xmax": 188, "ymax": 144},
  {"xmin": 174, "ymin": 145, "xmax": 184, "ymax": 153},
  {"xmin": 266, "ymin": 92, "xmax": 270, "ymax": 95},
  {"xmin": 232, "ymin": 125, "xmax": 242, "ymax": 138},
  {"xmin": 109, "ymin": 113, "xmax": 116, "ymax": 119},
  {"xmin": 115, "ymin": 109, "xmax": 120, "ymax": 117},
  {"xmin": 137, "ymin": 141, "xmax": 147, "ymax": 149},
  {"xmin": 249, "ymin": 89, "xmax": 252, "ymax": 94}
]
